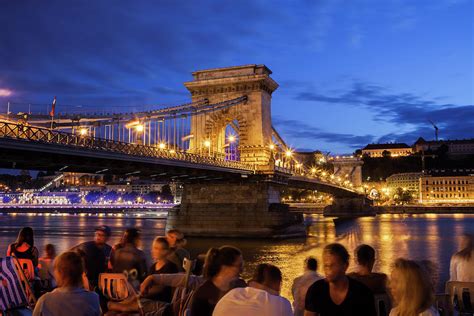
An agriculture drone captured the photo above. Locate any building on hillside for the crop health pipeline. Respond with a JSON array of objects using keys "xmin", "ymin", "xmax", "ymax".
[
  {"xmin": 362, "ymin": 143, "xmax": 413, "ymax": 158},
  {"xmin": 386, "ymin": 172, "xmax": 422, "ymax": 195},
  {"xmin": 419, "ymin": 169, "xmax": 474, "ymax": 204},
  {"xmin": 62, "ymin": 172, "xmax": 104, "ymax": 186},
  {"xmin": 105, "ymin": 182, "xmax": 132, "ymax": 193},
  {"xmin": 106, "ymin": 181, "xmax": 165, "ymax": 194},
  {"xmin": 131, "ymin": 181, "xmax": 165, "ymax": 194},
  {"xmin": 414, "ymin": 137, "xmax": 474, "ymax": 155}
]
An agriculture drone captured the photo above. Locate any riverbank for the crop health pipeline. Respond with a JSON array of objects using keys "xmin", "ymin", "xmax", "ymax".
[
  {"xmin": 0, "ymin": 204, "xmax": 171, "ymax": 218},
  {"xmin": 374, "ymin": 204, "xmax": 474, "ymax": 214}
]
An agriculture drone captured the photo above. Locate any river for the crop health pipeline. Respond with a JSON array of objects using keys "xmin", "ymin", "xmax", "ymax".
[{"xmin": 1, "ymin": 212, "xmax": 472, "ymax": 299}]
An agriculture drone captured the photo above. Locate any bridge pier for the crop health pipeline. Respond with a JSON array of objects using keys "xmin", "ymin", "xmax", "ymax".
[
  {"xmin": 166, "ymin": 181, "xmax": 306, "ymax": 238},
  {"xmin": 323, "ymin": 196, "xmax": 375, "ymax": 217}
]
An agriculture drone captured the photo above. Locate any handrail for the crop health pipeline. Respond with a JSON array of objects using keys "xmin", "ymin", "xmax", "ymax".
[{"xmin": 0, "ymin": 121, "xmax": 255, "ymax": 172}]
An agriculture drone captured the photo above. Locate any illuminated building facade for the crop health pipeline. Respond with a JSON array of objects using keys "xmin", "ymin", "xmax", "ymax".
[
  {"xmin": 386, "ymin": 172, "xmax": 422, "ymax": 195},
  {"xmin": 414, "ymin": 137, "xmax": 474, "ymax": 155},
  {"xmin": 420, "ymin": 170, "xmax": 474, "ymax": 204},
  {"xmin": 362, "ymin": 143, "xmax": 413, "ymax": 158}
]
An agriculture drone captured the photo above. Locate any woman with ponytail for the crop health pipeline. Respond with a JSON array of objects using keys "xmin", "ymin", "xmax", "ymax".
[{"xmin": 190, "ymin": 245, "xmax": 244, "ymax": 316}]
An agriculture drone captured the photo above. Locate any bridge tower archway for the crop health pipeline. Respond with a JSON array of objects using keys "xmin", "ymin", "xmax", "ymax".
[{"xmin": 185, "ymin": 64, "xmax": 278, "ymax": 169}]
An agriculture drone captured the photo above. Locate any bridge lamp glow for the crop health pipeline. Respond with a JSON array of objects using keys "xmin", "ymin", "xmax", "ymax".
[
  {"xmin": 311, "ymin": 168, "xmax": 317, "ymax": 174},
  {"xmin": 269, "ymin": 144, "xmax": 275, "ymax": 150},
  {"xmin": 169, "ymin": 149, "xmax": 176, "ymax": 154},
  {"xmin": 228, "ymin": 135, "xmax": 236, "ymax": 143},
  {"xmin": 204, "ymin": 140, "xmax": 211, "ymax": 148},
  {"xmin": 158, "ymin": 143, "xmax": 166, "ymax": 149},
  {"xmin": 134, "ymin": 124, "xmax": 144, "ymax": 132},
  {"xmin": 79, "ymin": 128, "xmax": 88, "ymax": 136},
  {"xmin": 285, "ymin": 150, "xmax": 293, "ymax": 157},
  {"xmin": 322, "ymin": 171, "xmax": 327, "ymax": 176}
]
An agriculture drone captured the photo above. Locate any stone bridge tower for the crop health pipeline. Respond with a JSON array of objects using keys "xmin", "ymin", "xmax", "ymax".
[
  {"xmin": 184, "ymin": 65, "xmax": 278, "ymax": 168},
  {"xmin": 331, "ymin": 157, "xmax": 364, "ymax": 187}
]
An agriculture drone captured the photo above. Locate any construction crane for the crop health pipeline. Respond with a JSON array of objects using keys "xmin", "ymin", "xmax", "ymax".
[{"xmin": 428, "ymin": 120, "xmax": 439, "ymax": 141}]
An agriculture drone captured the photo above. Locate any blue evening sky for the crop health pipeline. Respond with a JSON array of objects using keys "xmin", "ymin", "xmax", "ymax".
[{"xmin": 1, "ymin": 0, "xmax": 473, "ymax": 154}]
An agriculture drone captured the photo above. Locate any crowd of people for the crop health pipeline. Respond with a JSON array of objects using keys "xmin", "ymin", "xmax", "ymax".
[{"xmin": 4, "ymin": 225, "xmax": 474, "ymax": 316}]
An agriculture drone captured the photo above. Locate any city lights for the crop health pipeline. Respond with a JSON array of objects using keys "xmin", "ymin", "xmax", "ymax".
[
  {"xmin": 134, "ymin": 124, "xmax": 144, "ymax": 132},
  {"xmin": 158, "ymin": 143, "xmax": 166, "ymax": 149},
  {"xmin": 204, "ymin": 140, "xmax": 211, "ymax": 148},
  {"xmin": 228, "ymin": 135, "xmax": 236, "ymax": 143},
  {"xmin": 79, "ymin": 128, "xmax": 88, "ymax": 136}
]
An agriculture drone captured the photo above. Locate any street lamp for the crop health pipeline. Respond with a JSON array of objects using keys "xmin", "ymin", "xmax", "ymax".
[
  {"xmin": 158, "ymin": 142, "xmax": 166, "ymax": 149},
  {"xmin": 228, "ymin": 135, "xmax": 236, "ymax": 143},
  {"xmin": 135, "ymin": 124, "xmax": 144, "ymax": 133},
  {"xmin": 204, "ymin": 140, "xmax": 211, "ymax": 156},
  {"xmin": 79, "ymin": 128, "xmax": 88, "ymax": 136}
]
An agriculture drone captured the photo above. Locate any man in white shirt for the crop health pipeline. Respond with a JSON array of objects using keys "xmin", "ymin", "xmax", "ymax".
[
  {"xmin": 291, "ymin": 257, "xmax": 324, "ymax": 316},
  {"xmin": 213, "ymin": 263, "xmax": 293, "ymax": 316},
  {"xmin": 450, "ymin": 233, "xmax": 474, "ymax": 282}
]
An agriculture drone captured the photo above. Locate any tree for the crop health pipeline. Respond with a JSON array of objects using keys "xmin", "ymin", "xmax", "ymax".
[
  {"xmin": 85, "ymin": 191, "xmax": 101, "ymax": 204},
  {"xmin": 143, "ymin": 191, "xmax": 159, "ymax": 203},
  {"xmin": 393, "ymin": 187, "xmax": 414, "ymax": 204},
  {"xmin": 104, "ymin": 191, "xmax": 119, "ymax": 203},
  {"xmin": 123, "ymin": 192, "xmax": 139, "ymax": 203},
  {"xmin": 354, "ymin": 149, "xmax": 362, "ymax": 157},
  {"xmin": 160, "ymin": 185, "xmax": 173, "ymax": 201},
  {"xmin": 2, "ymin": 195, "xmax": 12, "ymax": 203},
  {"xmin": 67, "ymin": 193, "xmax": 81, "ymax": 204},
  {"xmin": 382, "ymin": 150, "xmax": 391, "ymax": 158}
]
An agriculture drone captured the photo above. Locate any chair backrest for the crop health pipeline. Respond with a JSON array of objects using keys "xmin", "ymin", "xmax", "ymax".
[
  {"xmin": 374, "ymin": 293, "xmax": 392, "ymax": 316},
  {"xmin": 14, "ymin": 259, "xmax": 35, "ymax": 282},
  {"xmin": 98, "ymin": 273, "xmax": 131, "ymax": 301},
  {"xmin": 171, "ymin": 287, "xmax": 196, "ymax": 316},
  {"xmin": 445, "ymin": 281, "xmax": 474, "ymax": 312},
  {"xmin": 0, "ymin": 257, "xmax": 30, "ymax": 311}
]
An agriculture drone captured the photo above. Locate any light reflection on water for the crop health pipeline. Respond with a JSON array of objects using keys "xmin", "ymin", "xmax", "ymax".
[{"xmin": 0, "ymin": 213, "xmax": 473, "ymax": 299}]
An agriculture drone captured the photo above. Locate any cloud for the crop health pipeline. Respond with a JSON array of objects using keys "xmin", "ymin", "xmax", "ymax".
[
  {"xmin": 0, "ymin": 0, "xmax": 267, "ymax": 108},
  {"xmin": 0, "ymin": 89, "xmax": 12, "ymax": 97},
  {"xmin": 294, "ymin": 80, "xmax": 474, "ymax": 142},
  {"xmin": 273, "ymin": 116, "xmax": 375, "ymax": 150}
]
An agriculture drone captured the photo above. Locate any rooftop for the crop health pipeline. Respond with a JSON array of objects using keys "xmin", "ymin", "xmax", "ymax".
[
  {"xmin": 415, "ymin": 137, "xmax": 474, "ymax": 145},
  {"xmin": 362, "ymin": 143, "xmax": 411, "ymax": 150}
]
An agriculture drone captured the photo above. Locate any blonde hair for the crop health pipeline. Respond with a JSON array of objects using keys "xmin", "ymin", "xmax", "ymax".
[{"xmin": 391, "ymin": 258, "xmax": 435, "ymax": 316}]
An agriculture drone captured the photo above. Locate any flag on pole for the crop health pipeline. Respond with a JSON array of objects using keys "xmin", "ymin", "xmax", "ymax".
[{"xmin": 49, "ymin": 96, "xmax": 56, "ymax": 117}]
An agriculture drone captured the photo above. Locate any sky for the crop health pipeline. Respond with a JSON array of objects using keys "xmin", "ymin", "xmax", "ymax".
[{"xmin": 0, "ymin": 0, "xmax": 473, "ymax": 154}]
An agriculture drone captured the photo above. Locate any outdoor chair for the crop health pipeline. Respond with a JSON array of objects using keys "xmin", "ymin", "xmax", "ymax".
[
  {"xmin": 99, "ymin": 273, "xmax": 133, "ymax": 302},
  {"xmin": 445, "ymin": 281, "xmax": 474, "ymax": 315},
  {"xmin": 374, "ymin": 293, "xmax": 392, "ymax": 316},
  {"xmin": 0, "ymin": 257, "xmax": 36, "ymax": 315}
]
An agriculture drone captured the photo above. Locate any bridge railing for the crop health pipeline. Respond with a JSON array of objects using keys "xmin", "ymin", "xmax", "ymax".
[{"xmin": 0, "ymin": 121, "xmax": 255, "ymax": 172}]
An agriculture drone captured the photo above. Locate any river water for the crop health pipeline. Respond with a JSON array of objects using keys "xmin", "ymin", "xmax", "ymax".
[{"xmin": 1, "ymin": 212, "xmax": 472, "ymax": 299}]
